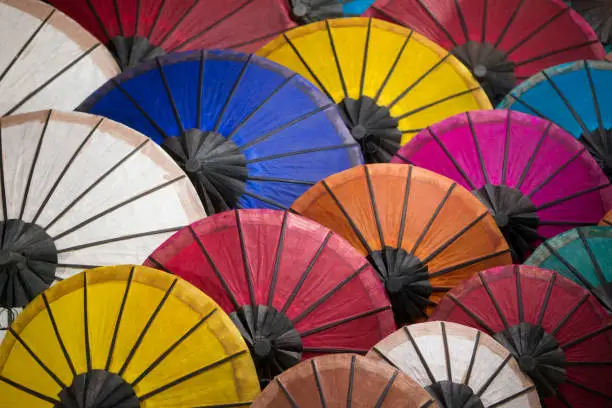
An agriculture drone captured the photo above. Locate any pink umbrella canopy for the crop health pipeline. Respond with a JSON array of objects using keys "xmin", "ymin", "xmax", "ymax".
[{"xmin": 392, "ymin": 110, "xmax": 612, "ymax": 261}]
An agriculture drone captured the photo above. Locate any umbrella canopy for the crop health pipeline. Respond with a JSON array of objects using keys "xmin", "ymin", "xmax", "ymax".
[
  {"xmin": 0, "ymin": 265, "xmax": 260, "ymax": 407},
  {"xmin": 0, "ymin": 0, "xmax": 120, "ymax": 117},
  {"xmin": 392, "ymin": 110, "xmax": 612, "ymax": 262},
  {"xmin": 251, "ymin": 354, "xmax": 438, "ymax": 407},
  {"xmin": 525, "ymin": 226, "xmax": 612, "ymax": 315},
  {"xmin": 257, "ymin": 18, "xmax": 491, "ymax": 163},
  {"xmin": 365, "ymin": 0, "xmax": 605, "ymax": 105},
  {"xmin": 367, "ymin": 321, "xmax": 541, "ymax": 407},
  {"xmin": 571, "ymin": 0, "xmax": 612, "ymax": 45},
  {"xmin": 78, "ymin": 50, "xmax": 362, "ymax": 215},
  {"xmin": 499, "ymin": 60, "xmax": 612, "ymax": 180},
  {"xmin": 431, "ymin": 265, "xmax": 612, "ymax": 406},
  {"xmin": 0, "ymin": 110, "xmax": 205, "ymax": 340},
  {"xmin": 291, "ymin": 164, "xmax": 511, "ymax": 325},
  {"xmin": 145, "ymin": 209, "xmax": 396, "ymax": 385},
  {"xmin": 600, "ymin": 210, "xmax": 612, "ymax": 225}
]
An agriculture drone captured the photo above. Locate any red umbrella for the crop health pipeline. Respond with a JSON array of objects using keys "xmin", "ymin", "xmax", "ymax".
[
  {"xmin": 430, "ymin": 265, "xmax": 612, "ymax": 407},
  {"xmin": 145, "ymin": 209, "xmax": 396, "ymax": 385}
]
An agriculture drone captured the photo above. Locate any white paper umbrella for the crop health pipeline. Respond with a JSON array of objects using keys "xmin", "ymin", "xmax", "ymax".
[
  {"xmin": 0, "ymin": 110, "xmax": 205, "ymax": 340},
  {"xmin": 0, "ymin": 0, "xmax": 120, "ymax": 117},
  {"xmin": 367, "ymin": 321, "xmax": 541, "ymax": 407}
]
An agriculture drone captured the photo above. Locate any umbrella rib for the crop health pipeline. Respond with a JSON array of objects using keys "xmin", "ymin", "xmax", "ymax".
[
  {"xmin": 481, "ymin": 0, "xmax": 489, "ymax": 43},
  {"xmin": 493, "ymin": 0, "xmax": 528, "ymax": 48},
  {"xmin": 475, "ymin": 354, "xmax": 511, "ymax": 396},
  {"xmin": 299, "ymin": 306, "xmax": 391, "ymax": 338},
  {"xmin": 18, "ymin": 111, "xmax": 51, "ymax": 221},
  {"xmin": 427, "ymin": 127, "xmax": 476, "ymax": 190},
  {"xmin": 247, "ymin": 176, "xmax": 315, "ymax": 185},
  {"xmin": 57, "ymin": 227, "xmax": 182, "ymax": 254},
  {"xmin": 441, "ymin": 322, "xmax": 453, "ymax": 382},
  {"xmin": 409, "ymin": 183, "xmax": 456, "ymax": 256},
  {"xmin": 189, "ymin": 225, "xmax": 242, "ymax": 310},
  {"xmin": 561, "ymin": 324, "xmax": 611, "ymax": 350},
  {"xmin": 138, "ymin": 350, "xmax": 247, "ymax": 402},
  {"xmin": 364, "ymin": 166, "xmax": 386, "ymax": 249},
  {"xmin": 134, "ymin": 0, "xmax": 141, "ymax": 34},
  {"xmin": 538, "ymin": 220, "xmax": 597, "ymax": 226},
  {"xmin": 464, "ymin": 331, "xmax": 481, "ymax": 386},
  {"xmin": 396, "ymin": 87, "xmax": 478, "ymax": 120},
  {"xmin": 374, "ymin": 370, "xmax": 398, "ymax": 408},
  {"xmin": 501, "ymin": 111, "xmax": 511, "ymax": 185},
  {"xmin": 550, "ymin": 293, "xmax": 589, "ymax": 336},
  {"xmin": 478, "ymin": 272, "xmax": 512, "ymax": 331},
  {"xmin": 31, "ymin": 118, "xmax": 103, "ymax": 225},
  {"xmin": 515, "ymin": 265, "xmax": 525, "ymax": 322},
  {"xmin": 146, "ymin": 255, "xmax": 170, "ymax": 273},
  {"xmin": 536, "ymin": 272, "xmax": 557, "ymax": 326},
  {"xmin": 564, "ymin": 379, "xmax": 612, "ymax": 400},
  {"xmin": 241, "ymin": 189, "xmax": 288, "ymax": 210},
  {"xmin": 402, "ymin": 326, "xmax": 437, "ymax": 384},
  {"xmin": 0, "ymin": 126, "xmax": 6, "ymax": 221},
  {"xmin": 505, "ymin": 93, "xmax": 554, "ymax": 124},
  {"xmin": 373, "ymin": 30, "xmax": 413, "ymax": 104},
  {"xmin": 105, "ymin": 267, "xmax": 134, "ymax": 370},
  {"xmin": 51, "ymin": 174, "xmax": 184, "ymax": 241},
  {"xmin": 488, "ymin": 385, "xmax": 537, "ymax": 407},
  {"xmin": 280, "ymin": 232, "xmax": 333, "ymax": 315},
  {"xmin": 235, "ymin": 211, "xmax": 257, "ymax": 311},
  {"xmin": 466, "ymin": 112, "xmax": 490, "ymax": 185},
  {"xmin": 112, "ymin": 0, "xmax": 124, "ymax": 37},
  {"xmin": 526, "ymin": 147, "xmax": 587, "ymax": 198},
  {"xmin": 393, "ymin": 152, "xmax": 411, "ymax": 164},
  {"xmin": 515, "ymin": 40, "xmax": 601, "ymax": 68},
  {"xmin": 584, "ymin": 61, "xmax": 605, "ymax": 134},
  {"xmin": 155, "ymin": 59, "xmax": 185, "ymax": 133},
  {"xmin": 325, "ymin": 20, "xmax": 348, "ymax": 99},
  {"xmin": 84, "ymin": 0, "xmax": 112, "ymax": 42},
  {"xmin": 420, "ymin": 401, "xmax": 436, "ymax": 408},
  {"xmin": 156, "ymin": 0, "xmax": 203, "ymax": 48},
  {"xmin": 505, "ymin": 8, "xmax": 569, "ymax": 55},
  {"xmin": 413, "ymin": 0, "xmax": 458, "ymax": 46},
  {"xmin": 82, "ymin": 273, "xmax": 93, "ymax": 375},
  {"xmin": 370, "ymin": 347, "xmax": 400, "ymax": 369},
  {"xmin": 246, "ymin": 143, "xmax": 359, "ymax": 163},
  {"xmin": 396, "ymin": 166, "xmax": 412, "ymax": 249},
  {"xmin": 0, "ymin": 376, "xmax": 59, "ymax": 405},
  {"xmin": 130, "ymin": 308, "xmax": 218, "ymax": 387},
  {"xmin": 4, "ymin": 44, "xmax": 101, "ymax": 117},
  {"xmin": 447, "ymin": 295, "xmax": 495, "ymax": 334},
  {"xmin": 214, "ymin": 55, "xmax": 253, "ymax": 132},
  {"xmin": 197, "ymin": 50, "xmax": 206, "ymax": 129},
  {"xmin": 453, "ymin": 0, "xmax": 470, "ymax": 43},
  {"xmin": 577, "ymin": 228, "xmax": 608, "ymax": 287},
  {"xmin": 347, "ymin": 355, "xmax": 356, "ymax": 408},
  {"xmin": 359, "ymin": 19, "xmax": 372, "ymax": 97},
  {"xmin": 275, "ymin": 378, "xmax": 299, "ymax": 408},
  {"xmin": 267, "ymin": 211, "xmax": 289, "ymax": 307},
  {"xmin": 428, "ymin": 249, "xmax": 510, "ymax": 278},
  {"xmin": 57, "ymin": 263, "xmax": 98, "ymax": 270},
  {"xmin": 400, "ymin": 127, "xmax": 424, "ymax": 134},
  {"xmin": 41, "ymin": 293, "xmax": 76, "ymax": 377},
  {"xmin": 535, "ymin": 183, "xmax": 609, "ymax": 212},
  {"xmin": 515, "ymin": 122, "xmax": 551, "ymax": 189},
  {"xmin": 146, "ymin": 0, "xmax": 168, "ymax": 40},
  {"xmin": 191, "ymin": 404, "xmax": 251, "ymax": 408},
  {"xmin": 311, "ymin": 360, "xmax": 328, "ymax": 408}
]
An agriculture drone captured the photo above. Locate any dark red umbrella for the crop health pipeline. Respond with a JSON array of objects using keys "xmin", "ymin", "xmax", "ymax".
[
  {"xmin": 430, "ymin": 265, "xmax": 612, "ymax": 407},
  {"xmin": 144, "ymin": 209, "xmax": 396, "ymax": 385}
]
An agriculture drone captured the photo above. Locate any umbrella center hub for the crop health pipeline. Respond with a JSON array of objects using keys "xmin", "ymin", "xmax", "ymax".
[
  {"xmin": 290, "ymin": 0, "xmax": 344, "ymax": 24},
  {"xmin": 494, "ymin": 322, "xmax": 567, "ymax": 398},
  {"xmin": 0, "ymin": 219, "xmax": 57, "ymax": 309},
  {"xmin": 57, "ymin": 369, "xmax": 138, "ymax": 408},
  {"xmin": 253, "ymin": 337, "xmax": 272, "ymax": 359},
  {"xmin": 162, "ymin": 129, "xmax": 248, "ymax": 215},
  {"xmin": 473, "ymin": 64, "xmax": 488, "ymax": 79},
  {"xmin": 109, "ymin": 35, "xmax": 166, "ymax": 70},
  {"xmin": 367, "ymin": 247, "xmax": 432, "ymax": 325},
  {"xmin": 579, "ymin": 127, "xmax": 612, "ymax": 180},
  {"xmin": 338, "ymin": 96, "xmax": 402, "ymax": 163},
  {"xmin": 426, "ymin": 380, "xmax": 484, "ymax": 408},
  {"xmin": 473, "ymin": 184, "xmax": 539, "ymax": 262}
]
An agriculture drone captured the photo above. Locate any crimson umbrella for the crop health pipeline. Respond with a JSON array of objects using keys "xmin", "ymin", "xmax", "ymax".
[
  {"xmin": 365, "ymin": 0, "xmax": 605, "ymax": 104},
  {"xmin": 144, "ymin": 209, "xmax": 396, "ymax": 385},
  {"xmin": 430, "ymin": 265, "xmax": 612, "ymax": 407}
]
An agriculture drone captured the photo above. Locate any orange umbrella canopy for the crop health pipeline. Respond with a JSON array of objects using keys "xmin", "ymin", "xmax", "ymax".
[
  {"xmin": 600, "ymin": 210, "xmax": 612, "ymax": 226},
  {"xmin": 291, "ymin": 164, "xmax": 511, "ymax": 325}
]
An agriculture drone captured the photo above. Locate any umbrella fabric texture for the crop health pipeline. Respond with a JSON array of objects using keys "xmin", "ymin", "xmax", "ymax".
[
  {"xmin": 367, "ymin": 321, "xmax": 541, "ymax": 407},
  {"xmin": 392, "ymin": 110, "xmax": 612, "ymax": 262},
  {"xmin": 0, "ymin": 110, "xmax": 205, "ymax": 341},
  {"xmin": 600, "ymin": 210, "xmax": 612, "ymax": 225},
  {"xmin": 571, "ymin": 0, "xmax": 612, "ymax": 45},
  {"xmin": 257, "ymin": 18, "xmax": 491, "ymax": 163},
  {"xmin": 525, "ymin": 226, "xmax": 612, "ymax": 315},
  {"xmin": 365, "ymin": 0, "xmax": 605, "ymax": 105},
  {"xmin": 431, "ymin": 265, "xmax": 612, "ymax": 406},
  {"xmin": 145, "ymin": 209, "xmax": 396, "ymax": 385},
  {"xmin": 291, "ymin": 164, "xmax": 511, "ymax": 325},
  {"xmin": 499, "ymin": 60, "xmax": 612, "ymax": 180},
  {"xmin": 78, "ymin": 50, "xmax": 362, "ymax": 215},
  {"xmin": 0, "ymin": 0, "xmax": 120, "ymax": 117},
  {"xmin": 0, "ymin": 265, "xmax": 260, "ymax": 407},
  {"xmin": 251, "ymin": 354, "xmax": 438, "ymax": 408}
]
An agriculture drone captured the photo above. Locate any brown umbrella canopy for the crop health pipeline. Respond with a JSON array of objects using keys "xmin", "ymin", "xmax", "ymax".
[
  {"xmin": 251, "ymin": 354, "xmax": 438, "ymax": 408},
  {"xmin": 600, "ymin": 210, "xmax": 612, "ymax": 226}
]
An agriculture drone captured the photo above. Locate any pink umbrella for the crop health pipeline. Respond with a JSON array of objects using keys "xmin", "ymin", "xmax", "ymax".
[{"xmin": 392, "ymin": 110, "xmax": 612, "ymax": 261}]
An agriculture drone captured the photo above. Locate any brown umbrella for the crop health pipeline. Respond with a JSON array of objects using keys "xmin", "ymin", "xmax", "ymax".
[
  {"xmin": 251, "ymin": 354, "xmax": 438, "ymax": 408},
  {"xmin": 600, "ymin": 210, "xmax": 612, "ymax": 226}
]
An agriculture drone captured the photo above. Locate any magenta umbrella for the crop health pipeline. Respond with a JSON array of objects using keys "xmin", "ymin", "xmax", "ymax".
[{"xmin": 392, "ymin": 110, "xmax": 612, "ymax": 261}]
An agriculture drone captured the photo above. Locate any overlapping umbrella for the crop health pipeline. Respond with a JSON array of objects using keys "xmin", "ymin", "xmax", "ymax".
[
  {"xmin": 571, "ymin": 0, "xmax": 612, "ymax": 45},
  {"xmin": 525, "ymin": 226, "xmax": 612, "ymax": 314},
  {"xmin": 600, "ymin": 210, "xmax": 612, "ymax": 225},
  {"xmin": 392, "ymin": 110, "xmax": 612, "ymax": 261},
  {"xmin": 366, "ymin": 0, "xmax": 605, "ymax": 104},
  {"xmin": 431, "ymin": 265, "xmax": 612, "ymax": 406},
  {"xmin": 499, "ymin": 60, "xmax": 612, "ymax": 180},
  {"xmin": 367, "ymin": 321, "xmax": 541, "ymax": 407},
  {"xmin": 0, "ymin": 110, "xmax": 205, "ymax": 339},
  {"xmin": 291, "ymin": 164, "xmax": 511, "ymax": 325},
  {"xmin": 78, "ymin": 50, "xmax": 362, "ymax": 215},
  {"xmin": 0, "ymin": 265, "xmax": 260, "ymax": 407},
  {"xmin": 145, "ymin": 209, "xmax": 396, "ymax": 385},
  {"xmin": 257, "ymin": 17, "xmax": 491, "ymax": 163},
  {"xmin": 251, "ymin": 354, "xmax": 438, "ymax": 407},
  {"xmin": 0, "ymin": 0, "xmax": 120, "ymax": 117}
]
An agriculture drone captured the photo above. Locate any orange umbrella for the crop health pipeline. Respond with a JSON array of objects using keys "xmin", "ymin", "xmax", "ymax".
[
  {"xmin": 600, "ymin": 210, "xmax": 612, "ymax": 226},
  {"xmin": 291, "ymin": 164, "xmax": 511, "ymax": 325}
]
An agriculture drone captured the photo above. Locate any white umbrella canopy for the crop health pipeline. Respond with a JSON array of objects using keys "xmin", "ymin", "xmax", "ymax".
[
  {"xmin": 367, "ymin": 321, "xmax": 541, "ymax": 407},
  {"xmin": 0, "ymin": 0, "xmax": 120, "ymax": 117},
  {"xmin": 0, "ymin": 110, "xmax": 206, "ymax": 339}
]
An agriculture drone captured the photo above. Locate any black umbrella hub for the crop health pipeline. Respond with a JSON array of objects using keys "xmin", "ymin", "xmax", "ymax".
[
  {"xmin": 57, "ymin": 370, "xmax": 139, "ymax": 408},
  {"xmin": 109, "ymin": 36, "xmax": 166, "ymax": 70},
  {"xmin": 426, "ymin": 381, "xmax": 485, "ymax": 408},
  {"xmin": 290, "ymin": 0, "xmax": 344, "ymax": 24},
  {"xmin": 579, "ymin": 127, "xmax": 612, "ymax": 181}
]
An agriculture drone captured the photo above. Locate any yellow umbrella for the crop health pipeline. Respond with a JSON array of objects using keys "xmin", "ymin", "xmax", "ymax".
[
  {"xmin": 0, "ymin": 265, "xmax": 259, "ymax": 407},
  {"xmin": 257, "ymin": 17, "xmax": 491, "ymax": 163}
]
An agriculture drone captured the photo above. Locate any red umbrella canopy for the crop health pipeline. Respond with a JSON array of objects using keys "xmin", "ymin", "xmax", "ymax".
[
  {"xmin": 145, "ymin": 209, "xmax": 396, "ymax": 385},
  {"xmin": 430, "ymin": 265, "xmax": 612, "ymax": 407},
  {"xmin": 365, "ymin": 0, "xmax": 605, "ymax": 104}
]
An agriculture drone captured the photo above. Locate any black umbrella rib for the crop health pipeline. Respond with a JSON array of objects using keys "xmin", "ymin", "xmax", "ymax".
[
  {"xmin": 112, "ymin": 0, "xmax": 124, "ymax": 37},
  {"xmin": 4, "ymin": 44, "xmax": 101, "ymax": 117},
  {"xmin": 56, "ymin": 227, "xmax": 182, "ymax": 253},
  {"xmin": 493, "ymin": 0, "xmax": 527, "ymax": 48},
  {"xmin": 364, "ymin": 166, "xmax": 386, "ymax": 249},
  {"xmin": 311, "ymin": 360, "xmax": 328, "ymax": 408},
  {"xmin": 189, "ymin": 225, "xmax": 241, "ymax": 310},
  {"xmin": 197, "ymin": 51, "xmax": 206, "ymax": 129},
  {"xmin": 420, "ymin": 400, "xmax": 436, "ymax": 408},
  {"xmin": 515, "ymin": 40, "xmax": 600, "ymax": 68},
  {"xmin": 359, "ymin": 19, "xmax": 372, "ymax": 97},
  {"xmin": 478, "ymin": 272, "xmax": 511, "ymax": 331},
  {"xmin": 131, "ymin": 308, "xmax": 218, "ymax": 387},
  {"xmin": 373, "ymin": 30, "xmax": 413, "ymax": 104},
  {"xmin": 577, "ymin": 228, "xmax": 608, "ymax": 287},
  {"xmin": 505, "ymin": 94, "xmax": 553, "ymax": 125},
  {"xmin": 146, "ymin": 255, "xmax": 170, "ymax": 273},
  {"xmin": 403, "ymin": 325, "xmax": 437, "ymax": 384},
  {"xmin": 561, "ymin": 324, "xmax": 611, "ymax": 350},
  {"xmin": 500, "ymin": 111, "xmax": 511, "ymax": 184},
  {"xmin": 441, "ymin": 322, "xmax": 453, "ymax": 382},
  {"xmin": 526, "ymin": 147, "xmax": 587, "ymax": 198},
  {"xmin": 565, "ymin": 379, "xmax": 612, "ymax": 400},
  {"xmin": 299, "ymin": 306, "xmax": 391, "ymax": 338},
  {"xmin": 464, "ymin": 330, "xmax": 481, "ymax": 386},
  {"xmin": 235, "ymin": 211, "xmax": 257, "ymax": 312},
  {"xmin": 453, "ymin": 0, "xmax": 470, "ymax": 43},
  {"xmin": 550, "ymin": 293, "xmax": 589, "ymax": 336},
  {"xmin": 191, "ymin": 403, "xmax": 251, "ymax": 408},
  {"xmin": 32, "ymin": 118, "xmax": 102, "ymax": 225},
  {"xmin": 488, "ymin": 386, "xmax": 537, "ymax": 407},
  {"xmin": 214, "ymin": 56, "xmax": 252, "ymax": 132},
  {"xmin": 401, "ymin": 127, "xmax": 424, "ymax": 134},
  {"xmin": 241, "ymin": 190, "xmax": 288, "ymax": 210},
  {"xmin": 428, "ymin": 249, "xmax": 510, "ymax": 278},
  {"xmin": 370, "ymin": 347, "xmax": 400, "ymax": 369},
  {"xmin": 0, "ymin": 376, "xmax": 59, "ymax": 405},
  {"xmin": 82, "ymin": 0, "xmax": 112, "ymax": 43},
  {"xmin": 536, "ymin": 272, "xmax": 557, "ymax": 326},
  {"xmin": 447, "ymin": 294, "xmax": 495, "ymax": 334},
  {"xmin": 515, "ymin": 265, "xmax": 525, "ymax": 322},
  {"xmin": 84, "ymin": 274, "xmax": 93, "ymax": 402},
  {"xmin": 280, "ymin": 232, "xmax": 332, "ymax": 314},
  {"xmin": 247, "ymin": 176, "xmax": 315, "ymax": 185},
  {"xmin": 0, "ymin": 126, "xmax": 6, "ymax": 221},
  {"xmin": 275, "ymin": 378, "xmax": 299, "ymax": 408},
  {"xmin": 105, "ymin": 267, "xmax": 134, "ymax": 370},
  {"xmin": 396, "ymin": 88, "xmax": 478, "ymax": 120},
  {"xmin": 393, "ymin": 152, "xmax": 412, "ymax": 164},
  {"xmin": 481, "ymin": 0, "xmax": 489, "ymax": 43},
  {"xmin": 475, "ymin": 354, "xmax": 511, "ymax": 396},
  {"xmin": 267, "ymin": 211, "xmax": 289, "ymax": 307},
  {"xmin": 155, "ymin": 59, "xmax": 185, "ymax": 133},
  {"xmin": 585, "ymin": 62, "xmax": 605, "ymax": 134},
  {"xmin": 18, "ymin": 111, "xmax": 50, "ymax": 221},
  {"xmin": 535, "ymin": 183, "xmax": 609, "ymax": 212},
  {"xmin": 466, "ymin": 112, "xmax": 490, "ymax": 185},
  {"xmin": 56, "ymin": 263, "xmax": 98, "ymax": 270},
  {"xmin": 41, "ymin": 293, "xmax": 76, "ymax": 377},
  {"xmin": 118, "ymin": 278, "xmax": 178, "ymax": 376},
  {"xmin": 146, "ymin": 0, "xmax": 168, "ymax": 40},
  {"xmin": 409, "ymin": 183, "xmax": 456, "ymax": 256},
  {"xmin": 397, "ymin": 166, "xmax": 412, "ymax": 248},
  {"xmin": 413, "ymin": 0, "xmax": 457, "ymax": 47},
  {"xmin": 515, "ymin": 122, "xmax": 551, "ymax": 190},
  {"xmin": 428, "ymin": 127, "xmax": 477, "ymax": 190},
  {"xmin": 506, "ymin": 8, "xmax": 569, "ymax": 56},
  {"xmin": 156, "ymin": 0, "xmax": 203, "ymax": 48},
  {"xmin": 246, "ymin": 143, "xmax": 358, "ymax": 163},
  {"xmin": 347, "ymin": 355, "xmax": 356, "ymax": 408},
  {"xmin": 374, "ymin": 370, "xmax": 398, "ymax": 408},
  {"xmin": 138, "ymin": 350, "xmax": 247, "ymax": 402},
  {"xmin": 51, "ymin": 174, "xmax": 184, "ymax": 241},
  {"xmin": 325, "ymin": 21, "xmax": 348, "ymax": 99},
  {"xmin": 538, "ymin": 220, "xmax": 596, "ymax": 226},
  {"xmin": 369, "ymin": 5, "xmax": 403, "ymax": 27}
]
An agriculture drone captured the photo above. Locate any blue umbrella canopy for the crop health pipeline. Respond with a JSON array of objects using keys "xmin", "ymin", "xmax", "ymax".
[
  {"xmin": 499, "ymin": 60, "xmax": 612, "ymax": 180},
  {"xmin": 78, "ymin": 50, "xmax": 362, "ymax": 214}
]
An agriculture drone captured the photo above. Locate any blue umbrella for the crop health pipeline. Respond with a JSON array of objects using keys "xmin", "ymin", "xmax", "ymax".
[
  {"xmin": 498, "ymin": 60, "xmax": 612, "ymax": 180},
  {"xmin": 78, "ymin": 50, "xmax": 362, "ymax": 214}
]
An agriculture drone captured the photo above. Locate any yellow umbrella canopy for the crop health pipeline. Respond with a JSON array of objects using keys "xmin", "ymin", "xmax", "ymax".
[
  {"xmin": 0, "ymin": 265, "xmax": 260, "ymax": 407},
  {"xmin": 257, "ymin": 17, "xmax": 491, "ymax": 163}
]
